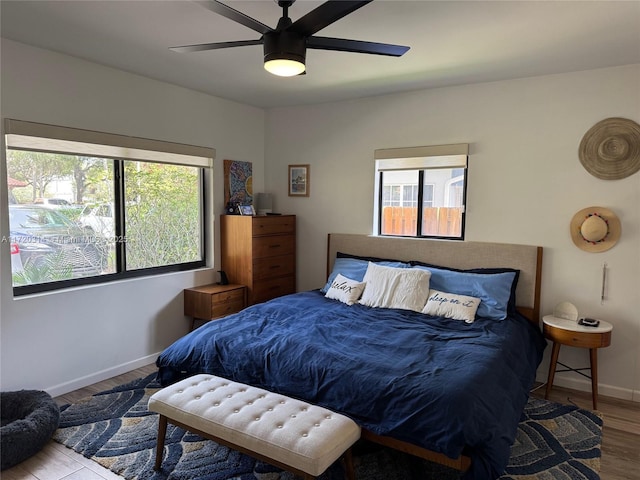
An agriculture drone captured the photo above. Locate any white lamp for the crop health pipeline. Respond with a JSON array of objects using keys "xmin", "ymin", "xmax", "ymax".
[{"xmin": 553, "ymin": 301, "xmax": 579, "ymax": 322}]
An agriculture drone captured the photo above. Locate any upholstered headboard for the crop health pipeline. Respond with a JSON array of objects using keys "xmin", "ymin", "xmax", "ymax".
[{"xmin": 327, "ymin": 234, "xmax": 543, "ymax": 325}]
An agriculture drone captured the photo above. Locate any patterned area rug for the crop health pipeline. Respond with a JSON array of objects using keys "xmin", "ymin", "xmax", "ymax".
[{"xmin": 53, "ymin": 374, "xmax": 602, "ymax": 480}]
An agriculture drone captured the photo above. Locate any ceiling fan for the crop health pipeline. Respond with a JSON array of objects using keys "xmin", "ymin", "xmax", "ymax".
[{"xmin": 170, "ymin": 0, "xmax": 410, "ymax": 77}]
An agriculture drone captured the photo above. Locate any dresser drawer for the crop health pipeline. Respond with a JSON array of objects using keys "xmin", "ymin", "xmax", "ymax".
[
  {"xmin": 184, "ymin": 284, "xmax": 246, "ymax": 323},
  {"xmin": 252, "ymin": 216, "xmax": 295, "ymax": 236},
  {"xmin": 253, "ymin": 234, "xmax": 295, "ymax": 258},
  {"xmin": 211, "ymin": 298, "xmax": 245, "ymax": 318},
  {"xmin": 211, "ymin": 288, "xmax": 245, "ymax": 305},
  {"xmin": 252, "ymin": 275, "xmax": 295, "ymax": 304},
  {"xmin": 253, "ymin": 254, "xmax": 295, "ymax": 280},
  {"xmin": 543, "ymin": 324, "xmax": 612, "ymax": 348}
]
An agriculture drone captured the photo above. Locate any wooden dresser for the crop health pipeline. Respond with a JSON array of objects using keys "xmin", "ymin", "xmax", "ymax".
[{"xmin": 220, "ymin": 215, "xmax": 296, "ymax": 305}]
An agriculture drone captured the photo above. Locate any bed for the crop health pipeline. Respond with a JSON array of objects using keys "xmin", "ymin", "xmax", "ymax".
[{"xmin": 156, "ymin": 234, "xmax": 546, "ymax": 480}]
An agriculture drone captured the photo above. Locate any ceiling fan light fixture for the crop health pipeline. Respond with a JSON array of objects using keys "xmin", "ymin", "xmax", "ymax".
[
  {"xmin": 264, "ymin": 57, "xmax": 305, "ymax": 76},
  {"xmin": 173, "ymin": 1, "xmax": 410, "ymax": 77},
  {"xmin": 263, "ymin": 30, "xmax": 306, "ymax": 77}
]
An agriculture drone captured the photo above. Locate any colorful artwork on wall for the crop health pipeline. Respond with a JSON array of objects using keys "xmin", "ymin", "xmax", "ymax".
[{"xmin": 223, "ymin": 160, "xmax": 253, "ymax": 211}]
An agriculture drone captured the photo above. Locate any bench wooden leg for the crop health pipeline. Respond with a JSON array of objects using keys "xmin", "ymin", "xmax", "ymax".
[
  {"xmin": 343, "ymin": 447, "xmax": 356, "ymax": 480},
  {"xmin": 155, "ymin": 414, "xmax": 168, "ymax": 471}
]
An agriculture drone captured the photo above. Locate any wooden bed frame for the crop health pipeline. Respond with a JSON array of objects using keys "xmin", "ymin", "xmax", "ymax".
[{"xmin": 326, "ymin": 233, "xmax": 544, "ymax": 471}]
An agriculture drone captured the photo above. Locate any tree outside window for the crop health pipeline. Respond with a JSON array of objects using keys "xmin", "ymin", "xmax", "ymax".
[{"xmin": 4, "ymin": 120, "xmax": 210, "ymax": 295}]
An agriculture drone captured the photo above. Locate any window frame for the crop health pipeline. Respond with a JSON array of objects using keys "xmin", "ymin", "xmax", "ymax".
[
  {"xmin": 4, "ymin": 119, "xmax": 214, "ymax": 296},
  {"xmin": 374, "ymin": 144, "xmax": 468, "ymax": 240}
]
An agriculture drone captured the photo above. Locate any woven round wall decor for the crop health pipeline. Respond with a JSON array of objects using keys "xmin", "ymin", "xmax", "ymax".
[{"xmin": 578, "ymin": 117, "xmax": 640, "ymax": 180}]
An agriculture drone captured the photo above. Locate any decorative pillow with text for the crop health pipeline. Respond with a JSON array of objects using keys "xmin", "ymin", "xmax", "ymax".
[
  {"xmin": 324, "ymin": 274, "xmax": 366, "ymax": 306},
  {"xmin": 422, "ymin": 289, "xmax": 480, "ymax": 323},
  {"xmin": 411, "ymin": 263, "xmax": 518, "ymax": 320}
]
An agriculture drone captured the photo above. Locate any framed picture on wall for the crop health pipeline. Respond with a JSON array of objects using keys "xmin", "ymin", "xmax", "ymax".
[{"xmin": 288, "ymin": 164, "xmax": 310, "ymax": 197}]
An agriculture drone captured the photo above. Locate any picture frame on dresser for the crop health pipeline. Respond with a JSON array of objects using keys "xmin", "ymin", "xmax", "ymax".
[
  {"xmin": 288, "ymin": 164, "xmax": 309, "ymax": 197},
  {"xmin": 238, "ymin": 204, "xmax": 255, "ymax": 216}
]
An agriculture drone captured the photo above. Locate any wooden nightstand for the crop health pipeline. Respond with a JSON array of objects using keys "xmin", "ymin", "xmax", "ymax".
[
  {"xmin": 184, "ymin": 284, "xmax": 247, "ymax": 331},
  {"xmin": 543, "ymin": 315, "xmax": 612, "ymax": 409}
]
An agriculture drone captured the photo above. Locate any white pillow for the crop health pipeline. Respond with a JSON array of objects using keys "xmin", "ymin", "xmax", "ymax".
[
  {"xmin": 324, "ymin": 274, "xmax": 366, "ymax": 306},
  {"xmin": 422, "ymin": 289, "xmax": 480, "ymax": 323},
  {"xmin": 359, "ymin": 262, "xmax": 431, "ymax": 312}
]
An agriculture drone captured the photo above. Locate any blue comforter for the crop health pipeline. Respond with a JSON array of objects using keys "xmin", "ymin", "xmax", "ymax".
[{"xmin": 156, "ymin": 290, "xmax": 545, "ymax": 479}]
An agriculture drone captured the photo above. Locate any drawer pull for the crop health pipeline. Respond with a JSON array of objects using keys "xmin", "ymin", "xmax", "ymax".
[
  {"xmin": 269, "ymin": 244, "xmax": 281, "ymax": 248},
  {"xmin": 270, "ymin": 265, "xmax": 280, "ymax": 269}
]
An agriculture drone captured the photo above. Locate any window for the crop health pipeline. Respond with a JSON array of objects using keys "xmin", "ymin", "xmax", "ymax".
[
  {"xmin": 4, "ymin": 119, "xmax": 214, "ymax": 295},
  {"xmin": 374, "ymin": 144, "xmax": 468, "ymax": 239},
  {"xmin": 382, "ymin": 174, "xmax": 419, "ymax": 208},
  {"xmin": 423, "ymin": 184, "xmax": 434, "ymax": 207}
]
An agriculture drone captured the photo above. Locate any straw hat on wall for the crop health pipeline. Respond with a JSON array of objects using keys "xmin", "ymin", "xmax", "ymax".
[
  {"xmin": 578, "ymin": 117, "xmax": 640, "ymax": 180},
  {"xmin": 570, "ymin": 207, "xmax": 621, "ymax": 253}
]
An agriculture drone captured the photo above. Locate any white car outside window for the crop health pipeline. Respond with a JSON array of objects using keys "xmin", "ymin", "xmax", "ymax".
[{"xmin": 78, "ymin": 204, "xmax": 115, "ymax": 238}]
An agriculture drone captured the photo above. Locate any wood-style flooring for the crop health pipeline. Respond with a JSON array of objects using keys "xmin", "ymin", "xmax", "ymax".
[
  {"xmin": 2, "ymin": 364, "xmax": 638, "ymax": 480},
  {"xmin": 1, "ymin": 365, "xmax": 156, "ymax": 480},
  {"xmin": 530, "ymin": 383, "xmax": 640, "ymax": 480}
]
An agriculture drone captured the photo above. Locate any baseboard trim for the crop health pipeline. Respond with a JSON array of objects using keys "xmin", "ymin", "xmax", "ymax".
[
  {"xmin": 45, "ymin": 353, "xmax": 159, "ymax": 398},
  {"xmin": 536, "ymin": 372, "xmax": 639, "ymax": 403}
]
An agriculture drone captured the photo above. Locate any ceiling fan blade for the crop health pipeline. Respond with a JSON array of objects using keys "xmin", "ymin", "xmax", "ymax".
[
  {"xmin": 289, "ymin": 0, "xmax": 372, "ymax": 36},
  {"xmin": 195, "ymin": 0, "xmax": 272, "ymax": 35},
  {"xmin": 170, "ymin": 39, "xmax": 263, "ymax": 53},
  {"xmin": 307, "ymin": 36, "xmax": 409, "ymax": 57}
]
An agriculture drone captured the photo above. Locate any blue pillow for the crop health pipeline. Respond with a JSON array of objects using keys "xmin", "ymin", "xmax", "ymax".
[
  {"xmin": 411, "ymin": 264, "xmax": 518, "ymax": 320},
  {"xmin": 322, "ymin": 253, "xmax": 409, "ymax": 293}
]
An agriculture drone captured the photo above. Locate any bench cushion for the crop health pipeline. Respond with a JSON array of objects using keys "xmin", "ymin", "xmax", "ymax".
[{"xmin": 148, "ymin": 374, "xmax": 361, "ymax": 476}]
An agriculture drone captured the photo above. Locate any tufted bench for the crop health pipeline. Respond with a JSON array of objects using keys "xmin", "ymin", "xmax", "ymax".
[{"xmin": 148, "ymin": 374, "xmax": 361, "ymax": 480}]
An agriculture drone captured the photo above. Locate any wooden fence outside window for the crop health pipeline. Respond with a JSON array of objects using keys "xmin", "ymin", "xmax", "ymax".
[{"xmin": 381, "ymin": 206, "xmax": 463, "ymax": 237}]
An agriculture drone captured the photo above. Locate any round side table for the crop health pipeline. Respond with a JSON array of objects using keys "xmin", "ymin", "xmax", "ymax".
[{"xmin": 542, "ymin": 315, "xmax": 612, "ymax": 410}]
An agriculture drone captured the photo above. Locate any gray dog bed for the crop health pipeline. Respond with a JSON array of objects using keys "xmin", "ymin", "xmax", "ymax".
[{"xmin": 1, "ymin": 390, "xmax": 60, "ymax": 470}]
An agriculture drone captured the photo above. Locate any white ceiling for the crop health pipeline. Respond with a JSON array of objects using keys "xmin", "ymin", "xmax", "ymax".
[{"xmin": 1, "ymin": 0, "xmax": 639, "ymax": 109}]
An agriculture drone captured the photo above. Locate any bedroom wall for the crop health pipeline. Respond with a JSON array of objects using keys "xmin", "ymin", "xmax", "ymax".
[
  {"xmin": 0, "ymin": 40, "xmax": 265, "ymax": 394},
  {"xmin": 264, "ymin": 64, "xmax": 640, "ymax": 401}
]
